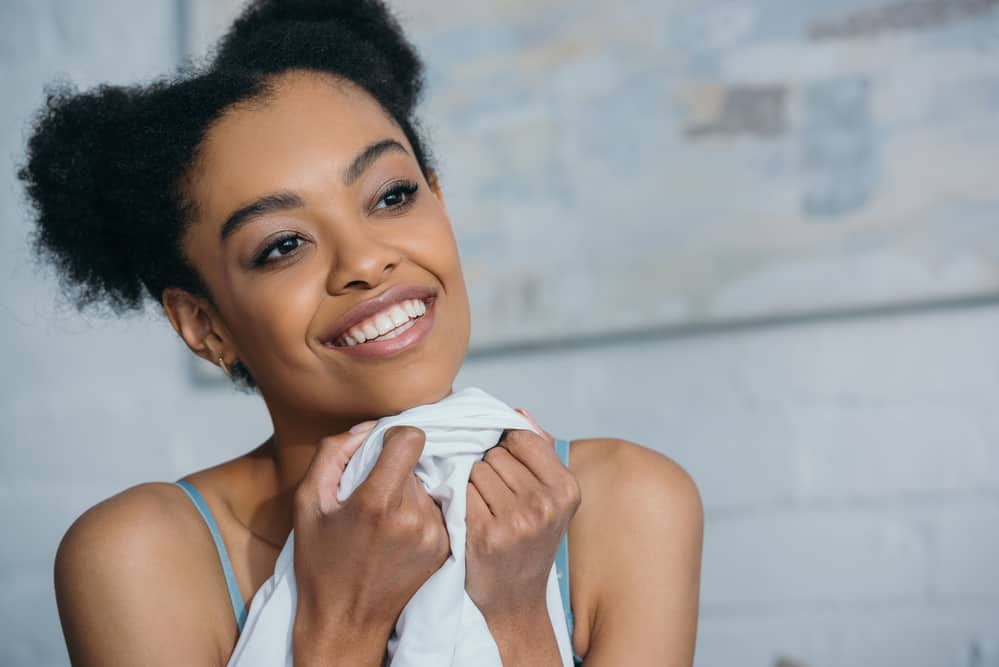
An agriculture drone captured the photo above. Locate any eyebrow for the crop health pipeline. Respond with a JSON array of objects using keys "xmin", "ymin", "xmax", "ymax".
[
  {"xmin": 343, "ymin": 138, "xmax": 409, "ymax": 186},
  {"xmin": 220, "ymin": 191, "xmax": 304, "ymax": 241},
  {"xmin": 219, "ymin": 138, "xmax": 411, "ymax": 242}
]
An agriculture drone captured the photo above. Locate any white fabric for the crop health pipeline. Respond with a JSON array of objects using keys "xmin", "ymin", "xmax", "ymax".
[{"xmin": 226, "ymin": 386, "xmax": 574, "ymax": 667}]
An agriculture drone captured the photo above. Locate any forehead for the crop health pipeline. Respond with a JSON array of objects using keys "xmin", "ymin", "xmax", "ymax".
[{"xmin": 189, "ymin": 71, "xmax": 408, "ymax": 222}]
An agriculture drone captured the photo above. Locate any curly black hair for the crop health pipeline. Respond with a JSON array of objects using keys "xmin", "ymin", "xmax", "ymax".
[{"xmin": 17, "ymin": 0, "xmax": 435, "ymax": 391}]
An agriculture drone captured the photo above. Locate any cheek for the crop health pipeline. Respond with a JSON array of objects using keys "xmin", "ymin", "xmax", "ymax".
[
  {"xmin": 227, "ymin": 269, "xmax": 322, "ymax": 364},
  {"xmin": 422, "ymin": 220, "xmax": 471, "ymax": 335},
  {"xmin": 405, "ymin": 211, "xmax": 463, "ymax": 276}
]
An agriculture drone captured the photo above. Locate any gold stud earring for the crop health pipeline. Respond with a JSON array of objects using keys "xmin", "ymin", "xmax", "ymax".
[{"xmin": 218, "ymin": 355, "xmax": 231, "ymax": 378}]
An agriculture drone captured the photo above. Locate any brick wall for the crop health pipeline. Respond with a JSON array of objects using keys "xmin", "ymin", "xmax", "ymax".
[
  {"xmin": 457, "ymin": 305, "xmax": 999, "ymax": 667},
  {"xmin": 1, "ymin": 2, "xmax": 997, "ymax": 666}
]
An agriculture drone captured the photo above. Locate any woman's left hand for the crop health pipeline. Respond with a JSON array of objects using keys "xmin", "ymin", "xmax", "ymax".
[{"xmin": 465, "ymin": 409, "xmax": 582, "ymax": 624}]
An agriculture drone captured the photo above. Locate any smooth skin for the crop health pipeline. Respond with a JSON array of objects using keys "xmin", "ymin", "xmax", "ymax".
[{"xmin": 53, "ymin": 70, "xmax": 703, "ymax": 666}]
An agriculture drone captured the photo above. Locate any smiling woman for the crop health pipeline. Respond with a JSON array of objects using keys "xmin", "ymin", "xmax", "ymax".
[
  {"xmin": 18, "ymin": 1, "xmax": 702, "ymax": 666},
  {"xmin": 164, "ymin": 70, "xmax": 470, "ymax": 416}
]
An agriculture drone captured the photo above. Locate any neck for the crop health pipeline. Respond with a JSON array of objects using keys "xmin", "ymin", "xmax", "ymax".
[
  {"xmin": 252, "ymin": 386, "xmax": 455, "ymax": 546},
  {"xmin": 266, "ymin": 408, "xmax": 359, "ymax": 499}
]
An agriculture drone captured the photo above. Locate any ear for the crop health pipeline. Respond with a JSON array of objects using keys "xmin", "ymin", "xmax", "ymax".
[{"xmin": 161, "ymin": 288, "xmax": 234, "ymax": 368}]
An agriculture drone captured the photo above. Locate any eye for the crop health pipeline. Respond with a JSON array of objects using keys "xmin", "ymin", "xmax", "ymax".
[
  {"xmin": 373, "ymin": 180, "xmax": 419, "ymax": 211},
  {"xmin": 253, "ymin": 233, "xmax": 304, "ymax": 266}
]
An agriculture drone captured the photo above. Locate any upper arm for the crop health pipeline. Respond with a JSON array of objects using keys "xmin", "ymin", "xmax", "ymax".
[
  {"xmin": 580, "ymin": 439, "xmax": 703, "ymax": 667},
  {"xmin": 55, "ymin": 483, "xmax": 227, "ymax": 667}
]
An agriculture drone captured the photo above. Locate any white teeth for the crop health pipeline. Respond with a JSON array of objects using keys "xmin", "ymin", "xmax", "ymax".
[
  {"xmin": 374, "ymin": 318, "xmax": 417, "ymax": 341},
  {"xmin": 374, "ymin": 313, "xmax": 395, "ymax": 335},
  {"xmin": 333, "ymin": 298, "xmax": 430, "ymax": 347},
  {"xmin": 388, "ymin": 305, "xmax": 409, "ymax": 327}
]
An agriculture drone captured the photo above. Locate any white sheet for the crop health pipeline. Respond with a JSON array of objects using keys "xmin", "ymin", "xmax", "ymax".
[{"xmin": 226, "ymin": 386, "xmax": 574, "ymax": 667}]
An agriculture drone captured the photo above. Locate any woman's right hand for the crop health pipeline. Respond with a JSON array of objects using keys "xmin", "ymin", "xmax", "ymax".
[{"xmin": 291, "ymin": 424, "xmax": 450, "ymax": 665}]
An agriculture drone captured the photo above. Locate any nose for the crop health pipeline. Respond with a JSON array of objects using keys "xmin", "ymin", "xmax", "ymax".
[{"xmin": 324, "ymin": 222, "xmax": 403, "ymax": 294}]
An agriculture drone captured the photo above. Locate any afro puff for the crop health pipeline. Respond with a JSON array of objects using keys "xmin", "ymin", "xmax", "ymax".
[{"xmin": 18, "ymin": 0, "xmax": 435, "ymax": 390}]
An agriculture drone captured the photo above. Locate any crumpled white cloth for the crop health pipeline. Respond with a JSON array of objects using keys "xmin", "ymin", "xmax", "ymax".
[{"xmin": 226, "ymin": 386, "xmax": 574, "ymax": 667}]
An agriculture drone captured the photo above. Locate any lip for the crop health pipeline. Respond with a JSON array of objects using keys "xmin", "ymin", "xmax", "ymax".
[
  {"xmin": 319, "ymin": 282, "xmax": 438, "ymax": 347},
  {"xmin": 324, "ymin": 297, "xmax": 436, "ymax": 360}
]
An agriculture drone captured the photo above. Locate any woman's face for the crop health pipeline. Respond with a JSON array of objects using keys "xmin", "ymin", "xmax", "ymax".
[{"xmin": 176, "ymin": 70, "xmax": 470, "ymax": 422}]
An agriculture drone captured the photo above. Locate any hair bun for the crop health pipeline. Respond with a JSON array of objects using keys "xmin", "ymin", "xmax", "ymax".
[
  {"xmin": 19, "ymin": 0, "xmax": 434, "ymax": 323},
  {"xmin": 211, "ymin": 0, "xmax": 423, "ymax": 115},
  {"xmin": 19, "ymin": 81, "xmax": 153, "ymax": 312}
]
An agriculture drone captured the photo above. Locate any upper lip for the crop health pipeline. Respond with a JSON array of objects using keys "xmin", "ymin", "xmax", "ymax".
[{"xmin": 320, "ymin": 282, "xmax": 437, "ymax": 345}]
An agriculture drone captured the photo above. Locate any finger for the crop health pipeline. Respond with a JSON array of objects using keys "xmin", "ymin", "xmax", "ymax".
[
  {"xmin": 300, "ymin": 424, "xmax": 374, "ymax": 514},
  {"xmin": 425, "ymin": 487, "xmax": 452, "ymax": 559},
  {"xmin": 468, "ymin": 460, "xmax": 515, "ymax": 515},
  {"xmin": 514, "ymin": 408, "xmax": 555, "ymax": 445},
  {"xmin": 358, "ymin": 426, "xmax": 426, "ymax": 508},
  {"xmin": 482, "ymin": 445, "xmax": 534, "ymax": 495},
  {"xmin": 467, "ymin": 478, "xmax": 492, "ymax": 520},
  {"xmin": 499, "ymin": 429, "xmax": 565, "ymax": 488},
  {"xmin": 411, "ymin": 472, "xmax": 448, "ymax": 535},
  {"xmin": 401, "ymin": 470, "xmax": 422, "ymax": 511}
]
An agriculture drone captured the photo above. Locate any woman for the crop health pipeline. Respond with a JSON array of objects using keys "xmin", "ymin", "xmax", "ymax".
[{"xmin": 20, "ymin": 1, "xmax": 703, "ymax": 665}]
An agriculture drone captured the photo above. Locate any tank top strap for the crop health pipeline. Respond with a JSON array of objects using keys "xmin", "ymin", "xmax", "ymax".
[
  {"xmin": 175, "ymin": 480, "xmax": 248, "ymax": 634},
  {"xmin": 554, "ymin": 438, "xmax": 584, "ymax": 664}
]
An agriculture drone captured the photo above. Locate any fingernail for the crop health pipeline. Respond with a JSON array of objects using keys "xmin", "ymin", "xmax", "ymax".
[{"xmin": 350, "ymin": 420, "xmax": 377, "ymax": 434}]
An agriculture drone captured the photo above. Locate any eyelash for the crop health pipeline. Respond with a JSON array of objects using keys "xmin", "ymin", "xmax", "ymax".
[
  {"xmin": 374, "ymin": 180, "xmax": 419, "ymax": 211},
  {"xmin": 253, "ymin": 232, "xmax": 303, "ymax": 267},
  {"xmin": 251, "ymin": 181, "xmax": 420, "ymax": 267}
]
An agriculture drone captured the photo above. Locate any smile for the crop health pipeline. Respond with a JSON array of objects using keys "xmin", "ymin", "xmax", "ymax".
[
  {"xmin": 332, "ymin": 298, "xmax": 427, "ymax": 346},
  {"xmin": 323, "ymin": 297, "xmax": 435, "ymax": 359}
]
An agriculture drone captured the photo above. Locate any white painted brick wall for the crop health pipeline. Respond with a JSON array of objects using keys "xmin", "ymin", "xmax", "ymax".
[
  {"xmin": 2, "ymin": 2, "xmax": 998, "ymax": 667},
  {"xmin": 930, "ymin": 504, "xmax": 999, "ymax": 599},
  {"xmin": 701, "ymin": 509, "xmax": 930, "ymax": 607},
  {"xmin": 457, "ymin": 306, "xmax": 999, "ymax": 667}
]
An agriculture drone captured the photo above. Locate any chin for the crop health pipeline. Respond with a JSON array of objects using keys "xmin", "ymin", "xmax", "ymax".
[{"xmin": 374, "ymin": 377, "xmax": 457, "ymax": 416}]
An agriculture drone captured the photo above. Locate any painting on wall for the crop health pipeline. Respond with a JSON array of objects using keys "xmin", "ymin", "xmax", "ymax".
[{"xmin": 182, "ymin": 0, "xmax": 999, "ymax": 360}]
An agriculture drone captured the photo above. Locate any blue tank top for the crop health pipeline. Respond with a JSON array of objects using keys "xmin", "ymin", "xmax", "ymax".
[{"xmin": 176, "ymin": 437, "xmax": 583, "ymax": 664}]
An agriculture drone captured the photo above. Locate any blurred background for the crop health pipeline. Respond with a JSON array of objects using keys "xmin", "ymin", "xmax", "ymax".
[{"xmin": 2, "ymin": 0, "xmax": 998, "ymax": 665}]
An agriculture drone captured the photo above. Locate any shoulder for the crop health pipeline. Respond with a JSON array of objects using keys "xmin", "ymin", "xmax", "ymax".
[
  {"xmin": 568, "ymin": 436, "xmax": 702, "ymax": 523},
  {"xmin": 55, "ymin": 482, "xmax": 231, "ymax": 665},
  {"xmin": 566, "ymin": 437, "xmax": 703, "ymax": 665},
  {"xmin": 56, "ymin": 482, "xmax": 203, "ymax": 581},
  {"xmin": 57, "ymin": 483, "xmax": 194, "ymax": 585}
]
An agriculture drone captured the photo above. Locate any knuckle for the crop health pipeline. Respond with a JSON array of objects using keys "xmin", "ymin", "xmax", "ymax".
[
  {"xmin": 533, "ymin": 494, "xmax": 557, "ymax": 523},
  {"xmin": 385, "ymin": 425, "xmax": 424, "ymax": 444},
  {"xmin": 317, "ymin": 433, "xmax": 340, "ymax": 448},
  {"xmin": 566, "ymin": 477, "xmax": 582, "ymax": 508},
  {"xmin": 355, "ymin": 489, "xmax": 392, "ymax": 518},
  {"xmin": 510, "ymin": 511, "xmax": 534, "ymax": 537},
  {"xmin": 502, "ymin": 430, "xmax": 527, "ymax": 448},
  {"xmin": 557, "ymin": 471, "xmax": 582, "ymax": 506},
  {"xmin": 422, "ymin": 521, "xmax": 445, "ymax": 552},
  {"xmin": 395, "ymin": 508, "xmax": 422, "ymax": 534},
  {"xmin": 292, "ymin": 485, "xmax": 315, "ymax": 517},
  {"xmin": 483, "ymin": 446, "xmax": 505, "ymax": 462},
  {"xmin": 479, "ymin": 527, "xmax": 504, "ymax": 555}
]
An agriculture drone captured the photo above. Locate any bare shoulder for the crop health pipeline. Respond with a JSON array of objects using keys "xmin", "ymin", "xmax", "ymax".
[
  {"xmin": 566, "ymin": 437, "xmax": 703, "ymax": 666},
  {"xmin": 55, "ymin": 482, "xmax": 232, "ymax": 666},
  {"xmin": 568, "ymin": 436, "xmax": 702, "ymax": 522},
  {"xmin": 56, "ymin": 483, "xmax": 195, "ymax": 596}
]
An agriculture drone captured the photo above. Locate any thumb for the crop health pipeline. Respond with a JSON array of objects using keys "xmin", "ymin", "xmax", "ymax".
[
  {"xmin": 515, "ymin": 407, "xmax": 554, "ymax": 446},
  {"xmin": 357, "ymin": 425, "xmax": 426, "ymax": 508},
  {"xmin": 298, "ymin": 422, "xmax": 374, "ymax": 515}
]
